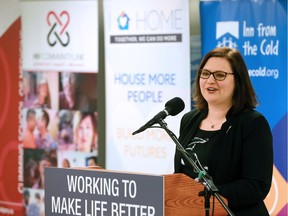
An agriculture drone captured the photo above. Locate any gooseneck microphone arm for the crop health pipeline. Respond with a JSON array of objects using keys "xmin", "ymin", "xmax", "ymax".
[{"xmin": 156, "ymin": 118, "xmax": 235, "ymax": 216}]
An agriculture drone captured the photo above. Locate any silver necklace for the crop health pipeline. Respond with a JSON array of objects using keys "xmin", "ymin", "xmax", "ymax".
[{"xmin": 208, "ymin": 117, "xmax": 223, "ymax": 128}]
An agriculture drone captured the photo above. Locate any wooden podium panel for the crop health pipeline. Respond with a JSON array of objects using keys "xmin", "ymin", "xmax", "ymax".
[
  {"xmin": 164, "ymin": 173, "xmax": 228, "ymax": 216},
  {"xmin": 82, "ymin": 168, "xmax": 229, "ymax": 215}
]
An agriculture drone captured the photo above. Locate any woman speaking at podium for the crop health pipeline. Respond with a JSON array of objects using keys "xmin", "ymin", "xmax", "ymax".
[{"xmin": 174, "ymin": 47, "xmax": 273, "ymax": 216}]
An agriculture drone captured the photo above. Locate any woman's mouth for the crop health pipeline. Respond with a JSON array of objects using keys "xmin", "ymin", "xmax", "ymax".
[{"xmin": 207, "ymin": 87, "xmax": 217, "ymax": 92}]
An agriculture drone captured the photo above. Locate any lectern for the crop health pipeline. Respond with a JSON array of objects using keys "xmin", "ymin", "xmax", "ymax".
[{"xmin": 45, "ymin": 167, "xmax": 227, "ymax": 216}]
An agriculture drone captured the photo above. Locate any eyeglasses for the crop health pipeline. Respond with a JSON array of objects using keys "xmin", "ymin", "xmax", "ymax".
[{"xmin": 199, "ymin": 69, "xmax": 234, "ymax": 81}]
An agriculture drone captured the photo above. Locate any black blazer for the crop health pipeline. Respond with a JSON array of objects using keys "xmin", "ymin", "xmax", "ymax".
[{"xmin": 174, "ymin": 108, "xmax": 273, "ymax": 216}]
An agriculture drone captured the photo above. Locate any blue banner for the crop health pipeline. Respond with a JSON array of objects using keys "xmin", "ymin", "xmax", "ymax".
[{"xmin": 200, "ymin": 0, "xmax": 287, "ymax": 215}]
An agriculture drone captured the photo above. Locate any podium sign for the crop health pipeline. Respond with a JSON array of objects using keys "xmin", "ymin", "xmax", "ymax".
[{"xmin": 45, "ymin": 167, "xmax": 164, "ymax": 216}]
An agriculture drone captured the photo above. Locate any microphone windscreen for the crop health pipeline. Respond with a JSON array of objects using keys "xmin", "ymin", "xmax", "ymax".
[{"xmin": 165, "ymin": 97, "xmax": 185, "ymax": 116}]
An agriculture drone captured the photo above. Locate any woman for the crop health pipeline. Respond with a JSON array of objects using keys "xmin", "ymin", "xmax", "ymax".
[
  {"xmin": 32, "ymin": 73, "xmax": 51, "ymax": 108},
  {"xmin": 174, "ymin": 47, "xmax": 273, "ymax": 216},
  {"xmin": 32, "ymin": 153, "xmax": 53, "ymax": 189},
  {"xmin": 23, "ymin": 72, "xmax": 37, "ymax": 108},
  {"xmin": 59, "ymin": 72, "xmax": 89, "ymax": 110},
  {"xmin": 73, "ymin": 111, "xmax": 98, "ymax": 152},
  {"xmin": 23, "ymin": 109, "xmax": 37, "ymax": 149}
]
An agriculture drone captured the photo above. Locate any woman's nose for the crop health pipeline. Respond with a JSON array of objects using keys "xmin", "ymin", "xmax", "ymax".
[{"xmin": 207, "ymin": 74, "xmax": 216, "ymax": 82}]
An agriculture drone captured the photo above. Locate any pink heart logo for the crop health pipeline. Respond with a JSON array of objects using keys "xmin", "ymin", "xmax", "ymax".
[{"xmin": 47, "ymin": 11, "xmax": 70, "ymax": 35}]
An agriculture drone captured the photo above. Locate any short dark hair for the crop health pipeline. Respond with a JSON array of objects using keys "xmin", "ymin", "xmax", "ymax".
[
  {"xmin": 88, "ymin": 156, "xmax": 97, "ymax": 162},
  {"xmin": 193, "ymin": 47, "xmax": 258, "ymax": 115},
  {"xmin": 80, "ymin": 112, "xmax": 97, "ymax": 133},
  {"xmin": 26, "ymin": 109, "xmax": 36, "ymax": 121}
]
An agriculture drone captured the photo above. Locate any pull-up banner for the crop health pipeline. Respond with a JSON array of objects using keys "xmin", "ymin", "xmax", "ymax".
[
  {"xmin": 200, "ymin": 0, "xmax": 287, "ymax": 215},
  {"xmin": 104, "ymin": 0, "xmax": 190, "ymax": 174}
]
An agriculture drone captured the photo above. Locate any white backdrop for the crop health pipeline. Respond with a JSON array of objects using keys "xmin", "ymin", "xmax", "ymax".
[
  {"xmin": 21, "ymin": 0, "xmax": 98, "ymax": 72},
  {"xmin": 104, "ymin": 0, "xmax": 191, "ymax": 174}
]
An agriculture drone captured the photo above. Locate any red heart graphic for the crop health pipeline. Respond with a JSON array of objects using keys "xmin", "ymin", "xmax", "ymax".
[{"xmin": 47, "ymin": 11, "xmax": 70, "ymax": 35}]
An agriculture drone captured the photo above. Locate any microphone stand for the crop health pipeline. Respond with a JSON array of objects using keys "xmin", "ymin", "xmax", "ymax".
[
  {"xmin": 157, "ymin": 118, "xmax": 235, "ymax": 216},
  {"xmin": 198, "ymin": 188, "xmax": 211, "ymax": 216}
]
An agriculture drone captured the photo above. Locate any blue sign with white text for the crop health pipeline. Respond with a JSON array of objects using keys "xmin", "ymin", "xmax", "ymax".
[
  {"xmin": 200, "ymin": 0, "xmax": 287, "ymax": 214},
  {"xmin": 200, "ymin": 0, "xmax": 287, "ymax": 178}
]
